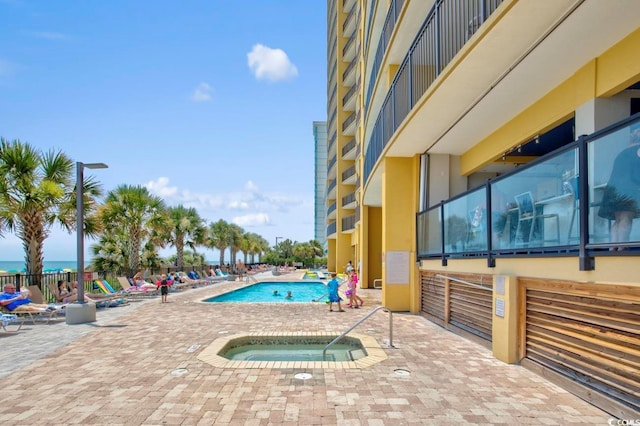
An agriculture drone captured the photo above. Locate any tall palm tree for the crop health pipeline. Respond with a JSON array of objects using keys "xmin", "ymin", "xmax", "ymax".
[
  {"xmin": 208, "ymin": 219, "xmax": 232, "ymax": 267},
  {"xmin": 97, "ymin": 185, "xmax": 167, "ymax": 276},
  {"xmin": 243, "ymin": 232, "xmax": 264, "ymax": 264},
  {"xmin": 167, "ymin": 205, "xmax": 206, "ymax": 270},
  {"xmin": 256, "ymin": 236, "xmax": 270, "ymax": 263},
  {"xmin": 228, "ymin": 224, "xmax": 245, "ymax": 266},
  {"xmin": 308, "ymin": 239, "xmax": 324, "ymax": 258},
  {"xmin": 0, "ymin": 139, "xmax": 102, "ymax": 281}
]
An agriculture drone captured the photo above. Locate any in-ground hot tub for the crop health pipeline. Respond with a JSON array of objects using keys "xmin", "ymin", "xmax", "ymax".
[
  {"xmin": 197, "ymin": 332, "xmax": 387, "ymax": 369},
  {"xmin": 220, "ymin": 335, "xmax": 366, "ymax": 362}
]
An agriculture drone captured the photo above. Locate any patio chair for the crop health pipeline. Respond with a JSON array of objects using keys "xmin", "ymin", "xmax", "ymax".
[
  {"xmin": 199, "ymin": 270, "xmax": 225, "ymax": 284},
  {"xmin": 514, "ymin": 191, "xmax": 560, "ymax": 246},
  {"xmin": 45, "ymin": 282, "xmax": 125, "ymax": 308},
  {"xmin": 1, "ymin": 313, "xmax": 24, "ymax": 332},
  {"xmin": 116, "ymin": 277, "xmax": 158, "ymax": 297},
  {"xmin": 0, "ymin": 300, "xmax": 59, "ymax": 325}
]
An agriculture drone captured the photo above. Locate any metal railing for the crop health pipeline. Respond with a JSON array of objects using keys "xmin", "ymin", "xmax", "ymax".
[
  {"xmin": 323, "ymin": 306, "xmax": 394, "ymax": 359},
  {"xmin": 364, "ymin": 0, "xmax": 504, "ymax": 185}
]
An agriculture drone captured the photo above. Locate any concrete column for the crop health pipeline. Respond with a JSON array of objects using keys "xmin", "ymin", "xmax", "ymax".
[
  {"xmin": 381, "ymin": 157, "xmax": 417, "ymax": 311},
  {"xmin": 491, "ymin": 275, "xmax": 519, "ymax": 364}
]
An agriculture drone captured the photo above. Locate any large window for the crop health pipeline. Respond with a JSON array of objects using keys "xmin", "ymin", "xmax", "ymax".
[{"xmin": 416, "ymin": 115, "xmax": 640, "ymax": 268}]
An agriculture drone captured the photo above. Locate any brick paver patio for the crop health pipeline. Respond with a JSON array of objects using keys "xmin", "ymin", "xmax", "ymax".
[{"xmin": 0, "ymin": 271, "xmax": 610, "ymax": 425}]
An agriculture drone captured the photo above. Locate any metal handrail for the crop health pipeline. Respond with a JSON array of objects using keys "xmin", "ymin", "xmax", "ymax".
[
  {"xmin": 323, "ymin": 306, "xmax": 394, "ymax": 359},
  {"xmin": 435, "ymin": 274, "xmax": 492, "ymax": 291}
]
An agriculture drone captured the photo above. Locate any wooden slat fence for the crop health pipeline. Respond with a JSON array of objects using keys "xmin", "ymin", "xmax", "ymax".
[
  {"xmin": 520, "ymin": 278, "xmax": 640, "ymax": 418},
  {"xmin": 420, "ymin": 272, "xmax": 493, "ymax": 342}
]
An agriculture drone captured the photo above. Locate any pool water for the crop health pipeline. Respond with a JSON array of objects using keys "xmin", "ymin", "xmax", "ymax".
[
  {"xmin": 204, "ymin": 282, "xmax": 328, "ymax": 303},
  {"xmin": 220, "ymin": 336, "xmax": 366, "ymax": 362}
]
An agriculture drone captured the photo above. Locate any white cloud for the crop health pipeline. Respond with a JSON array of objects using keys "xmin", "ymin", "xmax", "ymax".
[
  {"xmin": 191, "ymin": 82, "xmax": 213, "ymax": 102},
  {"xmin": 247, "ymin": 44, "xmax": 298, "ymax": 82},
  {"xmin": 233, "ymin": 213, "xmax": 270, "ymax": 227},
  {"xmin": 145, "ymin": 177, "xmax": 178, "ymax": 198},
  {"xmin": 145, "ymin": 178, "xmax": 303, "ymax": 219}
]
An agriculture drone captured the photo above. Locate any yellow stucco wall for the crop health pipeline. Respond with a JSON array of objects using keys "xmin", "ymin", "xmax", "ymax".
[
  {"xmin": 461, "ymin": 27, "xmax": 640, "ymax": 175},
  {"xmin": 421, "ymin": 256, "xmax": 640, "ymax": 288},
  {"xmin": 491, "ymin": 275, "xmax": 519, "ymax": 363},
  {"xmin": 367, "ymin": 206, "xmax": 382, "ymax": 289},
  {"xmin": 381, "ymin": 157, "xmax": 416, "ymax": 311}
]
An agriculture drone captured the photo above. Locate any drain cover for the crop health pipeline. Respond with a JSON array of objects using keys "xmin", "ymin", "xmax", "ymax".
[
  {"xmin": 171, "ymin": 368, "xmax": 188, "ymax": 377},
  {"xmin": 294, "ymin": 373, "xmax": 313, "ymax": 380},
  {"xmin": 186, "ymin": 344, "xmax": 201, "ymax": 353},
  {"xmin": 394, "ymin": 369, "xmax": 410, "ymax": 376},
  {"xmin": 218, "ymin": 330, "xmax": 229, "ymax": 334},
  {"xmin": 366, "ymin": 329, "xmax": 377, "ymax": 334}
]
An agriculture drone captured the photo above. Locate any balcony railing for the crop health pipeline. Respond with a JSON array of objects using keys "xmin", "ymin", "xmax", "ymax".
[
  {"xmin": 327, "ymin": 201, "xmax": 337, "ymax": 216},
  {"xmin": 365, "ymin": 0, "xmax": 406, "ymax": 110},
  {"xmin": 327, "ymin": 221, "xmax": 337, "ymax": 237},
  {"xmin": 342, "ymin": 111, "xmax": 357, "ymax": 132},
  {"xmin": 343, "ymin": 83, "xmax": 358, "ymax": 109},
  {"xmin": 342, "ymin": 164, "xmax": 356, "ymax": 182},
  {"xmin": 343, "ymin": 2, "xmax": 358, "ymax": 35},
  {"xmin": 327, "ymin": 179, "xmax": 337, "ymax": 195},
  {"xmin": 343, "ymin": 32, "xmax": 356, "ymax": 58},
  {"xmin": 342, "ymin": 214, "xmax": 357, "ymax": 232},
  {"xmin": 342, "ymin": 138, "xmax": 356, "ymax": 157},
  {"xmin": 342, "ymin": 192, "xmax": 356, "ymax": 208},
  {"xmin": 327, "ymin": 154, "xmax": 337, "ymax": 175},
  {"xmin": 416, "ymin": 115, "xmax": 640, "ymax": 271},
  {"xmin": 364, "ymin": 0, "xmax": 503, "ymax": 185},
  {"xmin": 343, "ymin": 57, "xmax": 358, "ymax": 82}
]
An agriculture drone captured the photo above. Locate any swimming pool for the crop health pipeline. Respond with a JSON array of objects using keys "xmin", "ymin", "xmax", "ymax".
[{"xmin": 203, "ymin": 282, "xmax": 328, "ymax": 303}]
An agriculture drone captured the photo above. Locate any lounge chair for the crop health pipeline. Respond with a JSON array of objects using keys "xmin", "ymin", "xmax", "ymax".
[
  {"xmin": 1, "ymin": 313, "xmax": 24, "ymax": 332},
  {"xmin": 116, "ymin": 277, "xmax": 158, "ymax": 297},
  {"xmin": 0, "ymin": 301, "xmax": 59, "ymax": 325},
  {"xmin": 45, "ymin": 282, "xmax": 125, "ymax": 308},
  {"xmin": 200, "ymin": 270, "xmax": 225, "ymax": 283}
]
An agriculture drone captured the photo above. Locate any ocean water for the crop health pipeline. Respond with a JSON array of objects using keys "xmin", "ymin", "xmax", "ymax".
[{"xmin": 0, "ymin": 261, "xmax": 83, "ymax": 273}]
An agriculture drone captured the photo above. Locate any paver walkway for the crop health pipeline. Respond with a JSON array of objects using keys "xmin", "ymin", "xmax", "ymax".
[{"xmin": 0, "ymin": 271, "xmax": 611, "ymax": 425}]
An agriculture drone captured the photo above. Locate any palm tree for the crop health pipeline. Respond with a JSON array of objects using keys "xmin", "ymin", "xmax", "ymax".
[
  {"xmin": 0, "ymin": 139, "xmax": 102, "ymax": 282},
  {"xmin": 228, "ymin": 224, "xmax": 245, "ymax": 267},
  {"xmin": 166, "ymin": 205, "xmax": 206, "ymax": 270},
  {"xmin": 207, "ymin": 219, "xmax": 232, "ymax": 267},
  {"xmin": 243, "ymin": 232, "xmax": 265, "ymax": 264},
  {"xmin": 308, "ymin": 239, "xmax": 324, "ymax": 259},
  {"xmin": 97, "ymin": 185, "xmax": 167, "ymax": 276}
]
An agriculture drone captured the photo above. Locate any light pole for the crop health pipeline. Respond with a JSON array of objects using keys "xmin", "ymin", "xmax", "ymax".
[
  {"xmin": 67, "ymin": 161, "xmax": 108, "ymax": 325},
  {"xmin": 275, "ymin": 237, "xmax": 283, "ymax": 266}
]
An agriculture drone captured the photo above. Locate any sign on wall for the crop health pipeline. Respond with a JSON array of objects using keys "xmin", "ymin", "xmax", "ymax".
[{"xmin": 385, "ymin": 251, "xmax": 410, "ymax": 284}]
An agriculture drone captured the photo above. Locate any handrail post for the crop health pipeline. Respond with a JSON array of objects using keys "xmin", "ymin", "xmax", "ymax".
[
  {"xmin": 323, "ymin": 306, "xmax": 394, "ymax": 359},
  {"xmin": 388, "ymin": 310, "xmax": 394, "ymax": 348}
]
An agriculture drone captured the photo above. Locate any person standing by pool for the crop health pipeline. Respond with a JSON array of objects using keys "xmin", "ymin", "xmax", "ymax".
[
  {"xmin": 327, "ymin": 273, "xmax": 344, "ymax": 312},
  {"xmin": 346, "ymin": 269, "xmax": 363, "ymax": 308},
  {"xmin": 345, "ymin": 260, "xmax": 354, "ymax": 274},
  {"xmin": 157, "ymin": 274, "xmax": 169, "ymax": 303}
]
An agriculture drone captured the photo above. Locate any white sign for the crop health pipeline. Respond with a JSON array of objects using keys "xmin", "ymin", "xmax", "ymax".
[
  {"xmin": 385, "ymin": 251, "xmax": 410, "ymax": 284},
  {"xmin": 495, "ymin": 297, "xmax": 505, "ymax": 318}
]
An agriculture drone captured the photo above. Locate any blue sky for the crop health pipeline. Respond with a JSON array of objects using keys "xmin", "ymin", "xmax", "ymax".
[{"xmin": 0, "ymin": 0, "xmax": 326, "ymax": 262}]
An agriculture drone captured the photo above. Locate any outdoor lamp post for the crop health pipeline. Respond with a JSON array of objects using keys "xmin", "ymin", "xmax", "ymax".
[
  {"xmin": 67, "ymin": 161, "xmax": 108, "ymax": 325},
  {"xmin": 275, "ymin": 236, "xmax": 283, "ymax": 266}
]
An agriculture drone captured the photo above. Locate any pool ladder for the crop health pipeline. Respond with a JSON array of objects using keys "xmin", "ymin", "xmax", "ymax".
[{"xmin": 323, "ymin": 306, "xmax": 394, "ymax": 359}]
